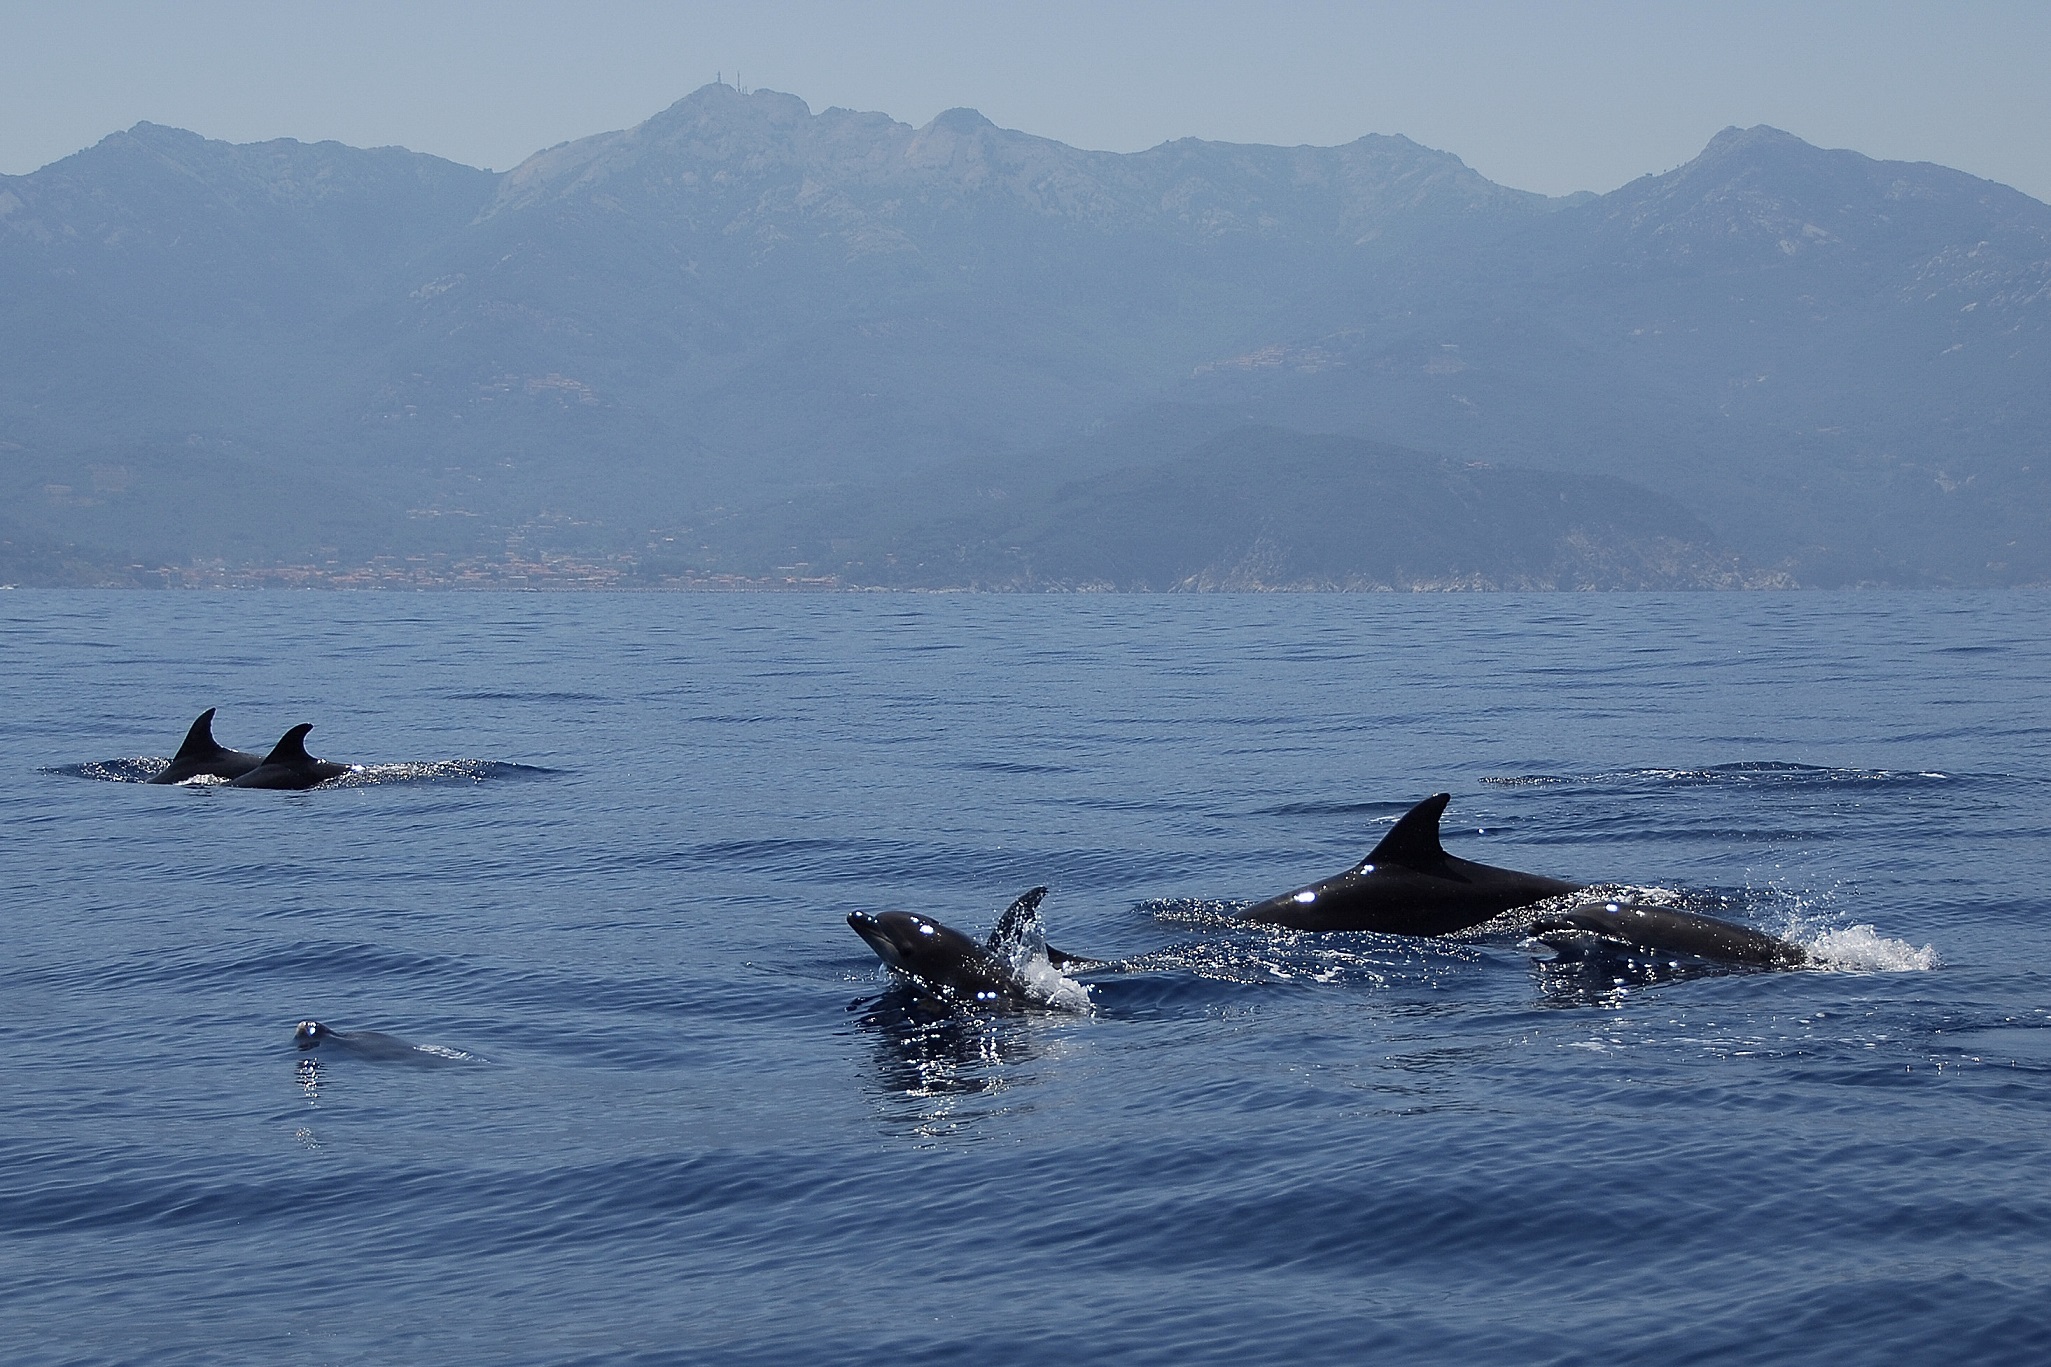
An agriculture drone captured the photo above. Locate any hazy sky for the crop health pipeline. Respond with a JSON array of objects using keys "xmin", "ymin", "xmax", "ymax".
[{"xmin": 4, "ymin": 0, "xmax": 2047, "ymax": 201}]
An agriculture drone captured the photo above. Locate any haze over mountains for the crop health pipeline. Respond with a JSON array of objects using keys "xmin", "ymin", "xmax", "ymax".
[{"xmin": 3, "ymin": 83, "xmax": 2045, "ymax": 588}]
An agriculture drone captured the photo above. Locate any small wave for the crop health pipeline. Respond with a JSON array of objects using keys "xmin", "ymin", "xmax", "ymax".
[
  {"xmin": 1484, "ymin": 765, "xmax": 1953, "ymax": 788},
  {"xmin": 439, "ymin": 690, "xmax": 611, "ymax": 703},
  {"xmin": 323, "ymin": 760, "xmax": 560, "ymax": 787},
  {"xmin": 48, "ymin": 758, "xmax": 559, "ymax": 786},
  {"xmin": 1126, "ymin": 900, "xmax": 1490, "ymax": 990},
  {"xmin": 1139, "ymin": 897, "xmax": 1249, "ymax": 928},
  {"xmin": 844, "ymin": 993, "xmax": 1057, "ymax": 1129},
  {"xmin": 1575, "ymin": 882, "xmax": 1698, "ymax": 906},
  {"xmin": 1940, "ymin": 1026, "xmax": 2051, "ymax": 1064},
  {"xmin": 1125, "ymin": 937, "xmax": 1406, "ymax": 989},
  {"xmin": 1802, "ymin": 925, "xmax": 1940, "ymax": 973},
  {"xmin": 40, "ymin": 758, "xmax": 170, "ymax": 783},
  {"xmin": 1257, "ymin": 799, "xmax": 1416, "ymax": 818},
  {"xmin": 694, "ymin": 836, "xmax": 855, "ymax": 861}
]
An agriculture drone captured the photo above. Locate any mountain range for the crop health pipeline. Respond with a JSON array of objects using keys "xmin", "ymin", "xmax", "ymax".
[{"xmin": 3, "ymin": 83, "xmax": 2045, "ymax": 588}]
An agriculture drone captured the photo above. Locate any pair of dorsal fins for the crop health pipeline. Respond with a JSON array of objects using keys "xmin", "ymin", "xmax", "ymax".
[
  {"xmin": 1356, "ymin": 792, "xmax": 1452, "ymax": 871},
  {"xmin": 172, "ymin": 709, "xmax": 317, "ymax": 766}
]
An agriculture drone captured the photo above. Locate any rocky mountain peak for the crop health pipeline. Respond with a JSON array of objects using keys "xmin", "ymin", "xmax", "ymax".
[
  {"xmin": 923, "ymin": 107, "xmax": 999, "ymax": 136},
  {"xmin": 1587, "ymin": 124, "xmax": 2051, "ymax": 272}
]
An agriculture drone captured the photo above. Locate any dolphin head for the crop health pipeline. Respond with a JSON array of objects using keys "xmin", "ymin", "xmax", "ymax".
[
  {"xmin": 847, "ymin": 909, "xmax": 1019, "ymax": 1002},
  {"xmin": 293, "ymin": 1020, "xmax": 332, "ymax": 1049},
  {"xmin": 847, "ymin": 910, "xmax": 973, "ymax": 972}
]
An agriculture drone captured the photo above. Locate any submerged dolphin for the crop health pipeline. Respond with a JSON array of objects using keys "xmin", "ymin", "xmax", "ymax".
[
  {"xmin": 1242, "ymin": 792, "xmax": 1583, "ymax": 934},
  {"xmin": 847, "ymin": 886, "xmax": 1099, "ymax": 1009},
  {"xmin": 294, "ymin": 1019, "xmax": 465, "ymax": 1063},
  {"xmin": 1529, "ymin": 899, "xmax": 1809, "ymax": 968},
  {"xmin": 231, "ymin": 724, "xmax": 350, "ymax": 790},
  {"xmin": 148, "ymin": 708, "xmax": 263, "ymax": 784}
]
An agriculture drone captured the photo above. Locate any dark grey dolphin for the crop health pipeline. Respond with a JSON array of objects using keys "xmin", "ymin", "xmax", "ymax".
[
  {"xmin": 1529, "ymin": 899, "xmax": 1809, "ymax": 968},
  {"xmin": 847, "ymin": 887, "xmax": 1100, "ymax": 1009},
  {"xmin": 147, "ymin": 708, "xmax": 262, "ymax": 784},
  {"xmin": 294, "ymin": 1020, "xmax": 456, "ymax": 1062},
  {"xmin": 231, "ymin": 724, "xmax": 350, "ymax": 790},
  {"xmin": 1242, "ymin": 792, "xmax": 1583, "ymax": 934}
]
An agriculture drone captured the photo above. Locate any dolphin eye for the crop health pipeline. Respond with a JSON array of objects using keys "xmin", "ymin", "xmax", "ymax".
[{"xmin": 1293, "ymin": 890, "xmax": 1317, "ymax": 904}]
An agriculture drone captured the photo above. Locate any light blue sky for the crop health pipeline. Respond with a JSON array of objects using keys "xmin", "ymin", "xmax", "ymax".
[{"xmin": 4, "ymin": 0, "xmax": 2047, "ymax": 200}]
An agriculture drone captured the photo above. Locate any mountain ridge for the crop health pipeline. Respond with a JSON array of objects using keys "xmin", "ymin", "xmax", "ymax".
[{"xmin": 2, "ymin": 87, "xmax": 2045, "ymax": 588}]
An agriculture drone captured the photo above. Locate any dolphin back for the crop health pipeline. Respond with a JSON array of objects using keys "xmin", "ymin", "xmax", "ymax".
[
  {"xmin": 232, "ymin": 723, "xmax": 348, "ymax": 788},
  {"xmin": 1244, "ymin": 792, "xmax": 1582, "ymax": 934},
  {"xmin": 149, "ymin": 708, "xmax": 263, "ymax": 783},
  {"xmin": 1533, "ymin": 901, "xmax": 1808, "ymax": 968}
]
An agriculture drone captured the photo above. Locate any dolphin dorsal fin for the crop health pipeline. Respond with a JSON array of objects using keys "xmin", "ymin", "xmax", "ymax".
[
  {"xmin": 1361, "ymin": 793, "xmax": 1452, "ymax": 869},
  {"xmin": 260, "ymin": 723, "xmax": 316, "ymax": 766},
  {"xmin": 988, "ymin": 886, "xmax": 1050, "ymax": 958},
  {"xmin": 172, "ymin": 708, "xmax": 225, "ymax": 761}
]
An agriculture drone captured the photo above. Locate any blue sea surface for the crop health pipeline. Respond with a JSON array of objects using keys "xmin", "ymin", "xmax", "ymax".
[{"xmin": 3, "ymin": 590, "xmax": 2048, "ymax": 1365}]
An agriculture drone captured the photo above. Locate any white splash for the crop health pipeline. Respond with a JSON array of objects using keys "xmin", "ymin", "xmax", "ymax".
[
  {"xmin": 1014, "ymin": 952, "xmax": 1094, "ymax": 1012},
  {"xmin": 992, "ymin": 906, "xmax": 1093, "ymax": 1012},
  {"xmin": 1802, "ymin": 924, "xmax": 1940, "ymax": 972}
]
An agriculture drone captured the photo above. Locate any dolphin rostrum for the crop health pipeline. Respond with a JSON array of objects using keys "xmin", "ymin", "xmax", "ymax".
[
  {"xmin": 1241, "ymin": 792, "xmax": 1583, "ymax": 934},
  {"xmin": 847, "ymin": 886, "xmax": 1099, "ymax": 1010},
  {"xmin": 230, "ymin": 724, "xmax": 351, "ymax": 790},
  {"xmin": 147, "ymin": 708, "xmax": 263, "ymax": 784}
]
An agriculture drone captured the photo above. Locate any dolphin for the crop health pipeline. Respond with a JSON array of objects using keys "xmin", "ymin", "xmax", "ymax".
[
  {"xmin": 1241, "ymin": 792, "xmax": 1583, "ymax": 934},
  {"xmin": 294, "ymin": 1020, "xmax": 465, "ymax": 1063},
  {"xmin": 1529, "ymin": 898, "xmax": 1809, "ymax": 968},
  {"xmin": 147, "ymin": 708, "xmax": 263, "ymax": 784},
  {"xmin": 847, "ymin": 886, "xmax": 1100, "ymax": 1010},
  {"xmin": 231, "ymin": 724, "xmax": 351, "ymax": 790}
]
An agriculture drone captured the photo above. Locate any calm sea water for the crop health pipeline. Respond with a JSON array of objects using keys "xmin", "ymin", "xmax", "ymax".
[{"xmin": 3, "ymin": 590, "xmax": 2048, "ymax": 1366}]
